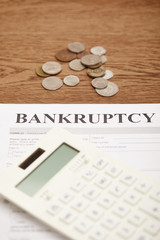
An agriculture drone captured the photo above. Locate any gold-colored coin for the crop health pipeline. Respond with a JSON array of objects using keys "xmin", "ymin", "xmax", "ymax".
[
  {"xmin": 35, "ymin": 66, "xmax": 50, "ymax": 77},
  {"xmin": 87, "ymin": 66, "xmax": 105, "ymax": 78}
]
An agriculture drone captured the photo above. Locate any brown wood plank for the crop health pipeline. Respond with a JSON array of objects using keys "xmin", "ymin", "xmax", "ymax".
[{"xmin": 0, "ymin": 0, "xmax": 160, "ymax": 103}]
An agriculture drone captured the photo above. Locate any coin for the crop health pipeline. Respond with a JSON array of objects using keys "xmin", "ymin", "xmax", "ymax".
[
  {"xmin": 68, "ymin": 42, "xmax": 85, "ymax": 53},
  {"xmin": 101, "ymin": 55, "xmax": 107, "ymax": 64},
  {"xmin": 42, "ymin": 62, "xmax": 62, "ymax": 75},
  {"xmin": 91, "ymin": 78, "xmax": 108, "ymax": 89},
  {"xmin": 36, "ymin": 66, "xmax": 50, "ymax": 77},
  {"xmin": 87, "ymin": 66, "xmax": 105, "ymax": 78},
  {"xmin": 42, "ymin": 76, "xmax": 63, "ymax": 90},
  {"xmin": 64, "ymin": 75, "xmax": 80, "ymax": 86},
  {"xmin": 88, "ymin": 62, "xmax": 102, "ymax": 69},
  {"xmin": 69, "ymin": 59, "xmax": 85, "ymax": 71},
  {"xmin": 81, "ymin": 54, "xmax": 101, "ymax": 67},
  {"xmin": 77, "ymin": 50, "xmax": 88, "ymax": 59},
  {"xmin": 95, "ymin": 81, "xmax": 119, "ymax": 97},
  {"xmin": 90, "ymin": 46, "xmax": 106, "ymax": 56},
  {"xmin": 102, "ymin": 70, "xmax": 114, "ymax": 80},
  {"xmin": 55, "ymin": 48, "xmax": 76, "ymax": 62}
]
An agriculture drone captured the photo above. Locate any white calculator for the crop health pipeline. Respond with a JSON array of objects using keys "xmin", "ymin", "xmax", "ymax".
[{"xmin": 0, "ymin": 127, "xmax": 160, "ymax": 240}]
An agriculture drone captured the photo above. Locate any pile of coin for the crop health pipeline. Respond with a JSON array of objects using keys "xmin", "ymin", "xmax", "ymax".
[{"xmin": 35, "ymin": 42, "xmax": 119, "ymax": 97}]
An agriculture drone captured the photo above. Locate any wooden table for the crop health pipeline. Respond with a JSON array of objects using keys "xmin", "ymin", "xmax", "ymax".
[{"xmin": 0, "ymin": 0, "xmax": 160, "ymax": 104}]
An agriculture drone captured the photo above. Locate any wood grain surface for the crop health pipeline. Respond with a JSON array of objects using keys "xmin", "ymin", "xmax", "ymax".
[{"xmin": 0, "ymin": 0, "xmax": 160, "ymax": 103}]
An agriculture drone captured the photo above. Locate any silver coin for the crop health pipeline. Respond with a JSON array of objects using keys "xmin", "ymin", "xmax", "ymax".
[
  {"xmin": 95, "ymin": 81, "xmax": 119, "ymax": 97},
  {"xmin": 91, "ymin": 78, "xmax": 108, "ymax": 89},
  {"xmin": 81, "ymin": 54, "xmax": 101, "ymax": 67},
  {"xmin": 102, "ymin": 70, "xmax": 114, "ymax": 80},
  {"xmin": 69, "ymin": 59, "xmax": 85, "ymax": 71},
  {"xmin": 101, "ymin": 55, "xmax": 107, "ymax": 64},
  {"xmin": 42, "ymin": 61, "xmax": 62, "ymax": 75},
  {"xmin": 68, "ymin": 42, "xmax": 85, "ymax": 53},
  {"xmin": 64, "ymin": 75, "xmax": 80, "ymax": 86},
  {"xmin": 42, "ymin": 76, "xmax": 63, "ymax": 90},
  {"xmin": 90, "ymin": 46, "xmax": 106, "ymax": 56}
]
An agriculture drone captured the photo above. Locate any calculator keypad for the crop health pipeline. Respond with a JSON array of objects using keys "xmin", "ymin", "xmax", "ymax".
[{"xmin": 46, "ymin": 158, "xmax": 160, "ymax": 240}]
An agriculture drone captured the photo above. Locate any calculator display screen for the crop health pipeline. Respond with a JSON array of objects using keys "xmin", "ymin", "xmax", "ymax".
[{"xmin": 16, "ymin": 143, "xmax": 79, "ymax": 196}]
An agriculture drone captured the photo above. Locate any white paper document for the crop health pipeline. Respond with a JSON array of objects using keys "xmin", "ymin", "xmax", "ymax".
[{"xmin": 0, "ymin": 104, "xmax": 160, "ymax": 240}]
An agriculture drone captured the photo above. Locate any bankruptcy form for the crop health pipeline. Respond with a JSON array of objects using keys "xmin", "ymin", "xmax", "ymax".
[{"xmin": 0, "ymin": 104, "xmax": 160, "ymax": 240}]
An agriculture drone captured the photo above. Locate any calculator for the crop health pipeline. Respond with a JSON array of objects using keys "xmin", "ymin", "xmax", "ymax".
[{"xmin": 0, "ymin": 127, "xmax": 160, "ymax": 240}]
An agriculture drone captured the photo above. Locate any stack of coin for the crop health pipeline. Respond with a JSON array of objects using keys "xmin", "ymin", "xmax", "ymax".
[
  {"xmin": 35, "ymin": 42, "xmax": 119, "ymax": 96},
  {"xmin": 36, "ymin": 61, "xmax": 62, "ymax": 77},
  {"xmin": 55, "ymin": 42, "xmax": 87, "ymax": 62},
  {"xmin": 36, "ymin": 61, "xmax": 63, "ymax": 91},
  {"xmin": 79, "ymin": 45, "xmax": 118, "ymax": 97}
]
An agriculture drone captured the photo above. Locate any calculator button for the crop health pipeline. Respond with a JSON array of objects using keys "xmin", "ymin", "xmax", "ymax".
[
  {"xmin": 89, "ymin": 226, "xmax": 108, "ymax": 240},
  {"xmin": 59, "ymin": 191, "xmax": 74, "ymax": 204},
  {"xmin": 113, "ymin": 203, "xmax": 130, "ymax": 217},
  {"xmin": 124, "ymin": 191, "xmax": 141, "ymax": 205},
  {"xmin": 101, "ymin": 214, "xmax": 119, "ymax": 230},
  {"xmin": 83, "ymin": 168, "xmax": 97, "ymax": 181},
  {"xmin": 83, "ymin": 155, "xmax": 92, "ymax": 164},
  {"xmin": 93, "ymin": 158, "xmax": 108, "ymax": 170},
  {"xmin": 143, "ymin": 219, "xmax": 160, "ymax": 236},
  {"xmin": 117, "ymin": 222, "xmax": 135, "ymax": 239},
  {"xmin": 128, "ymin": 210, "xmax": 146, "ymax": 226},
  {"xmin": 71, "ymin": 179, "xmax": 86, "ymax": 192},
  {"xmin": 132, "ymin": 232, "xmax": 153, "ymax": 240},
  {"xmin": 139, "ymin": 199, "xmax": 160, "ymax": 220},
  {"xmin": 109, "ymin": 183, "xmax": 126, "ymax": 197},
  {"xmin": 120, "ymin": 173, "xmax": 137, "ymax": 186},
  {"xmin": 109, "ymin": 235, "xmax": 123, "ymax": 240},
  {"xmin": 98, "ymin": 194, "xmax": 115, "ymax": 209},
  {"xmin": 60, "ymin": 209, "xmax": 77, "ymax": 224},
  {"xmin": 105, "ymin": 165, "xmax": 122, "ymax": 178},
  {"xmin": 72, "ymin": 197, "xmax": 89, "ymax": 212},
  {"xmin": 83, "ymin": 186, "xmax": 100, "ymax": 200},
  {"xmin": 87, "ymin": 205, "xmax": 103, "ymax": 221},
  {"xmin": 150, "ymin": 188, "xmax": 160, "ymax": 202},
  {"xmin": 45, "ymin": 192, "xmax": 54, "ymax": 201},
  {"xmin": 47, "ymin": 203, "xmax": 62, "ymax": 216},
  {"xmin": 135, "ymin": 181, "xmax": 152, "ymax": 194},
  {"xmin": 40, "ymin": 190, "xmax": 53, "ymax": 201},
  {"xmin": 94, "ymin": 175, "xmax": 111, "ymax": 189},
  {"xmin": 74, "ymin": 218, "xmax": 92, "ymax": 233}
]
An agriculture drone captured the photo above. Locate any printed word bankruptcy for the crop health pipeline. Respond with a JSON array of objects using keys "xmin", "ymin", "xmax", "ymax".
[{"xmin": 16, "ymin": 113, "xmax": 155, "ymax": 124}]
